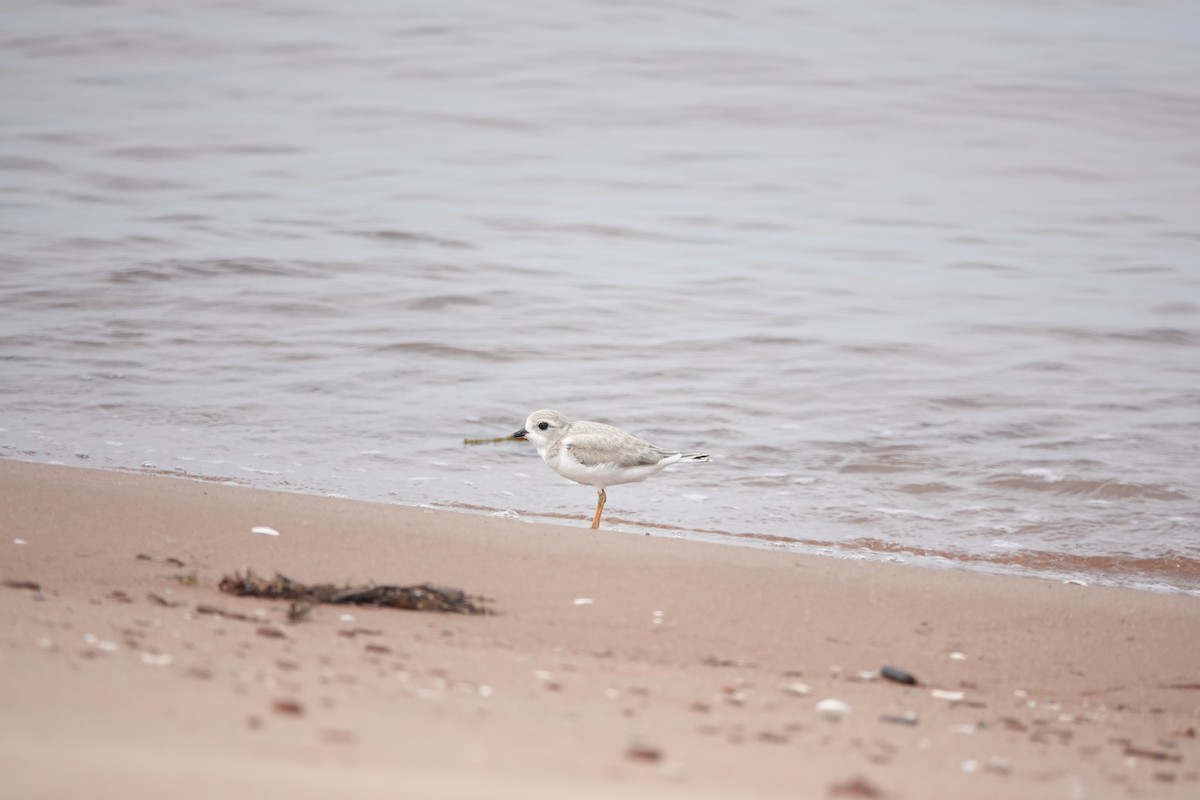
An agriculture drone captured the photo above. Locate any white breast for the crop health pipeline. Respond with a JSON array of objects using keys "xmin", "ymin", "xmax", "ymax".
[{"xmin": 544, "ymin": 445, "xmax": 681, "ymax": 489}]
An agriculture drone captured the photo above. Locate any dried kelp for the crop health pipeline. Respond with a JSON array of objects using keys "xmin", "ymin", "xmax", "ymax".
[{"xmin": 218, "ymin": 570, "xmax": 490, "ymax": 615}]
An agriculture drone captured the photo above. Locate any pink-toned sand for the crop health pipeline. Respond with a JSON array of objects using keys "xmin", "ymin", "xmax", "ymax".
[{"xmin": 1, "ymin": 459, "xmax": 1197, "ymax": 798}]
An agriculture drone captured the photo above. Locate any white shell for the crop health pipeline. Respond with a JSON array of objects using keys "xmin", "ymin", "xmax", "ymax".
[{"xmin": 816, "ymin": 698, "xmax": 852, "ymax": 720}]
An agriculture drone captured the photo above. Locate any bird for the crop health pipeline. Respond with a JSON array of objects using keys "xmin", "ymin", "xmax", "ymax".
[{"xmin": 512, "ymin": 408, "xmax": 710, "ymax": 529}]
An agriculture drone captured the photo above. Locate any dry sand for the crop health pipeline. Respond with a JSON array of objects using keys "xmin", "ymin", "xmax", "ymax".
[{"xmin": 2, "ymin": 459, "xmax": 1198, "ymax": 798}]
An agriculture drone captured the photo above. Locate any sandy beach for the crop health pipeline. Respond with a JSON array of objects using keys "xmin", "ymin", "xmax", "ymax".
[{"xmin": 1, "ymin": 459, "xmax": 1197, "ymax": 798}]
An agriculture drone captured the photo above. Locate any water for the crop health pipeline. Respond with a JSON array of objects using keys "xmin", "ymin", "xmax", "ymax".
[{"xmin": 2, "ymin": 0, "xmax": 1199, "ymax": 594}]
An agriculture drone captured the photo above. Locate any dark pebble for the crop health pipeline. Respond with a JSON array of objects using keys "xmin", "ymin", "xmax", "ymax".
[{"xmin": 881, "ymin": 665, "xmax": 918, "ymax": 686}]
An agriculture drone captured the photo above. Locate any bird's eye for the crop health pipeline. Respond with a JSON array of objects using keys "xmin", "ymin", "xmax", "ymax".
[{"xmin": 537, "ymin": 421, "xmax": 550, "ymax": 430}]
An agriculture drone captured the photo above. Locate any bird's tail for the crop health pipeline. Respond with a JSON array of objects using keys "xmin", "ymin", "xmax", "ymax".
[{"xmin": 678, "ymin": 453, "xmax": 710, "ymax": 462}]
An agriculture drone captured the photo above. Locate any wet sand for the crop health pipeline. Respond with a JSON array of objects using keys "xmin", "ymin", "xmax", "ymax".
[{"xmin": 2, "ymin": 459, "xmax": 1197, "ymax": 798}]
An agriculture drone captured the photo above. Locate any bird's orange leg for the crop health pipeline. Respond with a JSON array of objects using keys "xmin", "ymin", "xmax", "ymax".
[{"xmin": 590, "ymin": 488, "xmax": 607, "ymax": 530}]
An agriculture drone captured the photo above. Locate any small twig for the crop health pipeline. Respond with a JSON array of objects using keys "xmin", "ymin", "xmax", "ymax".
[{"xmin": 462, "ymin": 436, "xmax": 523, "ymax": 446}]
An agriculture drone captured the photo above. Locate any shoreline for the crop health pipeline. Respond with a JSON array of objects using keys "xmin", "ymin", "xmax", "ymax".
[
  {"xmin": 2, "ymin": 459, "xmax": 1198, "ymax": 798},
  {"xmin": 14, "ymin": 456, "xmax": 1200, "ymax": 596}
]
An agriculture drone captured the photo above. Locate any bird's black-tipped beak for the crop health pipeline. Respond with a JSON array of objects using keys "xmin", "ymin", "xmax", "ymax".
[{"xmin": 512, "ymin": 428, "xmax": 528, "ymax": 439}]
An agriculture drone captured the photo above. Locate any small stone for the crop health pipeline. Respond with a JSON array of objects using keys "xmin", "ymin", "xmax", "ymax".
[
  {"xmin": 986, "ymin": 756, "xmax": 1012, "ymax": 775},
  {"xmin": 626, "ymin": 743, "xmax": 662, "ymax": 763},
  {"xmin": 272, "ymin": 699, "xmax": 304, "ymax": 716},
  {"xmin": 881, "ymin": 665, "xmax": 917, "ymax": 685},
  {"xmin": 828, "ymin": 776, "xmax": 883, "ymax": 797}
]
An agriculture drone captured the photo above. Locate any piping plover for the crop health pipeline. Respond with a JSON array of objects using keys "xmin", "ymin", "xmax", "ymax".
[{"xmin": 512, "ymin": 409, "xmax": 710, "ymax": 529}]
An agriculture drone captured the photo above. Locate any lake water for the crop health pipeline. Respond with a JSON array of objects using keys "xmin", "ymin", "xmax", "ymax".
[{"xmin": 2, "ymin": 0, "xmax": 1199, "ymax": 594}]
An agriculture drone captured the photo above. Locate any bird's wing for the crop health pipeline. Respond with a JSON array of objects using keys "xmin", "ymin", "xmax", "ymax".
[{"xmin": 564, "ymin": 424, "xmax": 666, "ymax": 468}]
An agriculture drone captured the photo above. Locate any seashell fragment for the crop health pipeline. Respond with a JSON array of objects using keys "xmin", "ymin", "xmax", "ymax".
[
  {"xmin": 140, "ymin": 652, "xmax": 173, "ymax": 667},
  {"xmin": 817, "ymin": 698, "xmax": 852, "ymax": 720},
  {"xmin": 879, "ymin": 711, "xmax": 919, "ymax": 726}
]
